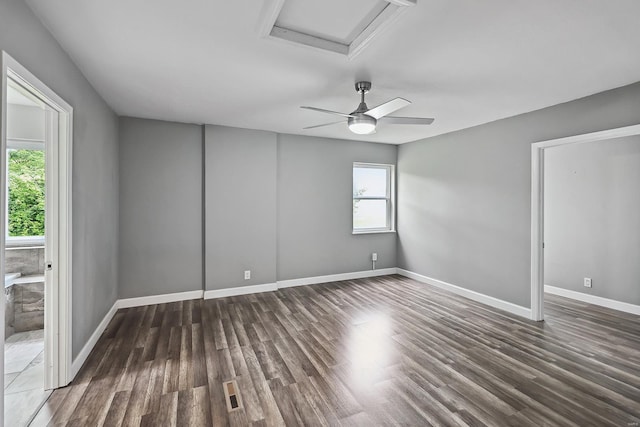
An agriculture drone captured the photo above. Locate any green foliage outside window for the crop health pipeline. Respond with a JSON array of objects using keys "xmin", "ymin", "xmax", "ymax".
[{"xmin": 7, "ymin": 149, "xmax": 45, "ymax": 237}]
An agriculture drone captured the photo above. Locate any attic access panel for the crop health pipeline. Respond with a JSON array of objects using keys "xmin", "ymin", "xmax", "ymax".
[{"xmin": 259, "ymin": 0, "xmax": 416, "ymax": 59}]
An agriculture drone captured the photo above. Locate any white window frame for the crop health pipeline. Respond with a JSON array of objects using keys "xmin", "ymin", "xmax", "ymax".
[
  {"xmin": 352, "ymin": 162, "xmax": 396, "ymax": 234},
  {"xmin": 5, "ymin": 138, "xmax": 46, "ymax": 247}
]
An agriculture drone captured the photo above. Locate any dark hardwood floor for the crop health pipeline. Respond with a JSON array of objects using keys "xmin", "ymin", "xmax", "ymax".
[{"xmin": 30, "ymin": 275, "xmax": 640, "ymax": 426}]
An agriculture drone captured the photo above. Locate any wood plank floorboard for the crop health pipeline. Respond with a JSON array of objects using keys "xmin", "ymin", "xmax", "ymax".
[{"xmin": 30, "ymin": 275, "xmax": 640, "ymax": 426}]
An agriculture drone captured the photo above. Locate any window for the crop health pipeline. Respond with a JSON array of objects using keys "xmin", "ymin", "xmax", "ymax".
[
  {"xmin": 353, "ymin": 163, "xmax": 395, "ymax": 233},
  {"xmin": 6, "ymin": 141, "xmax": 45, "ymax": 245}
]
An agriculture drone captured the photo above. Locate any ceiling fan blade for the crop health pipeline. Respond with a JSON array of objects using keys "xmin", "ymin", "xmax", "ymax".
[
  {"xmin": 379, "ymin": 116, "xmax": 435, "ymax": 125},
  {"xmin": 301, "ymin": 106, "xmax": 355, "ymax": 118},
  {"xmin": 303, "ymin": 121, "xmax": 344, "ymax": 130},
  {"xmin": 365, "ymin": 97, "xmax": 411, "ymax": 119}
]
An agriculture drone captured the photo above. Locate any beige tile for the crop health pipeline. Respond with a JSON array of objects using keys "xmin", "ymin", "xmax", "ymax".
[
  {"xmin": 5, "ymin": 329, "xmax": 44, "ymax": 345},
  {"xmin": 4, "ymin": 387, "xmax": 51, "ymax": 427},
  {"xmin": 4, "ymin": 330, "xmax": 44, "ymax": 374},
  {"xmin": 4, "ymin": 373, "xmax": 19, "ymax": 390},
  {"xmin": 4, "ymin": 247, "xmax": 44, "ymax": 276},
  {"xmin": 14, "ymin": 311, "xmax": 45, "ymax": 332},
  {"xmin": 4, "ymin": 341, "xmax": 43, "ymax": 374},
  {"xmin": 5, "ymin": 351, "xmax": 44, "ymax": 393},
  {"xmin": 28, "ymin": 402, "xmax": 54, "ymax": 427}
]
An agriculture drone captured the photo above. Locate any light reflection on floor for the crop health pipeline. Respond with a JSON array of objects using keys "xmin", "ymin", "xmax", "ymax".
[{"xmin": 347, "ymin": 313, "xmax": 395, "ymax": 391}]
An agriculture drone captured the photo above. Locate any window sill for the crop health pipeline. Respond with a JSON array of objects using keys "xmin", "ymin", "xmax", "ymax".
[
  {"xmin": 5, "ymin": 237, "xmax": 45, "ymax": 248},
  {"xmin": 352, "ymin": 229, "xmax": 396, "ymax": 235}
]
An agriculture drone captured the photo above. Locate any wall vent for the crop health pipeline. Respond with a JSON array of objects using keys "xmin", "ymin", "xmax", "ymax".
[{"xmin": 223, "ymin": 380, "xmax": 243, "ymax": 412}]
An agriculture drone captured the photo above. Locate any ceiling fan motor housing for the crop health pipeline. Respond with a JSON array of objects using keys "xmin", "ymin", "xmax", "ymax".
[
  {"xmin": 355, "ymin": 81, "xmax": 372, "ymax": 93},
  {"xmin": 349, "ymin": 82, "xmax": 376, "ymax": 133}
]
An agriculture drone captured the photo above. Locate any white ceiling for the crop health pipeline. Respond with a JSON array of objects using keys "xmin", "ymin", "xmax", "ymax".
[{"xmin": 25, "ymin": 0, "xmax": 640, "ymax": 144}]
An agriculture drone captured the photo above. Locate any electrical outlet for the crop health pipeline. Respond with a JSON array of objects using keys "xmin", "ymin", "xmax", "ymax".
[
  {"xmin": 584, "ymin": 277, "xmax": 592, "ymax": 288},
  {"xmin": 244, "ymin": 270, "xmax": 251, "ymax": 280},
  {"xmin": 372, "ymin": 253, "xmax": 378, "ymax": 261}
]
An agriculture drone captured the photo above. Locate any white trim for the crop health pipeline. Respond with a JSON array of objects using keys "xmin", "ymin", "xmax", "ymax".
[
  {"xmin": 6, "ymin": 137, "xmax": 45, "ymax": 143},
  {"xmin": 72, "ymin": 270, "xmax": 398, "ymax": 376},
  {"xmin": 202, "ymin": 269, "xmax": 397, "ymax": 298},
  {"xmin": 347, "ymin": 1, "xmax": 413, "ymax": 59},
  {"xmin": 67, "ymin": 268, "xmax": 539, "ymax": 388},
  {"xmin": 397, "ymin": 268, "xmax": 532, "ymax": 319},
  {"xmin": 44, "ymin": 104, "xmax": 61, "ymax": 389},
  {"xmin": 1, "ymin": 52, "xmax": 74, "ymax": 392},
  {"xmin": 269, "ymin": 27, "xmax": 349, "ymax": 56},
  {"xmin": 6, "ymin": 137, "xmax": 44, "ymax": 151},
  {"xmin": 352, "ymin": 230, "xmax": 397, "ymax": 235},
  {"xmin": 118, "ymin": 290, "xmax": 204, "ymax": 309},
  {"xmin": 258, "ymin": 0, "xmax": 286, "ymax": 38},
  {"xmin": 60, "ymin": 272, "xmax": 640, "ymax": 384},
  {"xmin": 0, "ymin": 50, "xmax": 8, "ymax": 420},
  {"xmin": 277, "ymin": 268, "xmax": 397, "ymax": 289},
  {"xmin": 6, "ymin": 236, "xmax": 45, "ymax": 247},
  {"xmin": 387, "ymin": 0, "xmax": 416, "ymax": 6},
  {"xmin": 353, "ymin": 162, "xmax": 395, "ymax": 233},
  {"xmin": 533, "ymin": 124, "xmax": 640, "ymax": 148},
  {"xmin": 545, "ymin": 285, "xmax": 640, "ymax": 316},
  {"xmin": 531, "ymin": 123, "xmax": 640, "ymax": 323},
  {"xmin": 70, "ymin": 290, "xmax": 203, "ymax": 381},
  {"xmin": 530, "ymin": 143, "xmax": 545, "ymax": 321},
  {"xmin": 257, "ymin": 0, "xmax": 415, "ymax": 60},
  {"xmin": 204, "ymin": 283, "xmax": 278, "ymax": 299},
  {"xmin": 71, "ymin": 301, "xmax": 118, "ymax": 378}
]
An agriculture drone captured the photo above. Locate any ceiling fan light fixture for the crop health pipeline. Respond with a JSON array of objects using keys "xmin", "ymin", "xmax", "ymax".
[
  {"xmin": 301, "ymin": 81, "xmax": 434, "ymax": 134},
  {"xmin": 348, "ymin": 114, "xmax": 377, "ymax": 134}
]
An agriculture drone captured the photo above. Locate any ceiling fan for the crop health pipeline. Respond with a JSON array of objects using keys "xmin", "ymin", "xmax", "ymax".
[{"xmin": 301, "ymin": 81, "xmax": 434, "ymax": 135}]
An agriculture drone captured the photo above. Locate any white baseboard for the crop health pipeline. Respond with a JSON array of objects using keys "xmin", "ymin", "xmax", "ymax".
[
  {"xmin": 204, "ymin": 282, "xmax": 278, "ymax": 299},
  {"xmin": 70, "ymin": 300, "xmax": 118, "ymax": 379},
  {"xmin": 277, "ymin": 268, "xmax": 397, "ymax": 289},
  {"xmin": 204, "ymin": 268, "xmax": 397, "ymax": 298},
  {"xmin": 71, "ymin": 268, "xmax": 539, "ymax": 382},
  {"xmin": 70, "ymin": 270, "xmax": 397, "ymax": 380},
  {"xmin": 397, "ymin": 268, "xmax": 532, "ymax": 319},
  {"xmin": 545, "ymin": 285, "xmax": 640, "ymax": 315},
  {"xmin": 117, "ymin": 290, "xmax": 204, "ymax": 309},
  {"xmin": 70, "ymin": 289, "xmax": 204, "ymax": 381}
]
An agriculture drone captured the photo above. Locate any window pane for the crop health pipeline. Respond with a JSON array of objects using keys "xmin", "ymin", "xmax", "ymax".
[
  {"xmin": 353, "ymin": 166, "xmax": 387, "ymax": 198},
  {"xmin": 8, "ymin": 149, "xmax": 45, "ymax": 237},
  {"xmin": 353, "ymin": 199, "xmax": 387, "ymax": 229}
]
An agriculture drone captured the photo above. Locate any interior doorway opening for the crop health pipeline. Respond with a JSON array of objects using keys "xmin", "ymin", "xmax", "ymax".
[
  {"xmin": 530, "ymin": 124, "xmax": 640, "ymax": 321},
  {"xmin": 1, "ymin": 51, "xmax": 73, "ymax": 426},
  {"xmin": 4, "ymin": 76, "xmax": 51, "ymax": 426}
]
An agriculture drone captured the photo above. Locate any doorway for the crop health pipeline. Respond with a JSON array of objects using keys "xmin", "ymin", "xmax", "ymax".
[
  {"xmin": 530, "ymin": 124, "xmax": 640, "ymax": 321},
  {"xmin": 1, "ymin": 52, "xmax": 73, "ymax": 425}
]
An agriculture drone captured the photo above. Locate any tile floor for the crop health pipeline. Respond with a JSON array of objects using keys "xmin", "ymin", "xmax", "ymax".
[{"xmin": 4, "ymin": 329, "xmax": 51, "ymax": 427}]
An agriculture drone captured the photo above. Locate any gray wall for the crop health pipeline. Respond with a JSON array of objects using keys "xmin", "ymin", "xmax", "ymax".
[
  {"xmin": 544, "ymin": 136, "xmax": 640, "ymax": 304},
  {"xmin": 278, "ymin": 134, "xmax": 397, "ymax": 280},
  {"xmin": 1, "ymin": 0, "xmax": 119, "ymax": 359},
  {"xmin": 205, "ymin": 126, "xmax": 277, "ymax": 290},
  {"xmin": 118, "ymin": 117, "xmax": 202, "ymax": 298},
  {"xmin": 398, "ymin": 81, "xmax": 640, "ymax": 308},
  {"xmin": 121, "ymin": 122, "xmax": 397, "ymax": 293}
]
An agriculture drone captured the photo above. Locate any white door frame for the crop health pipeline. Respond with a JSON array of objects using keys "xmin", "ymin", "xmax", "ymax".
[
  {"xmin": 1, "ymin": 51, "xmax": 73, "ymax": 395},
  {"xmin": 530, "ymin": 123, "xmax": 640, "ymax": 321}
]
